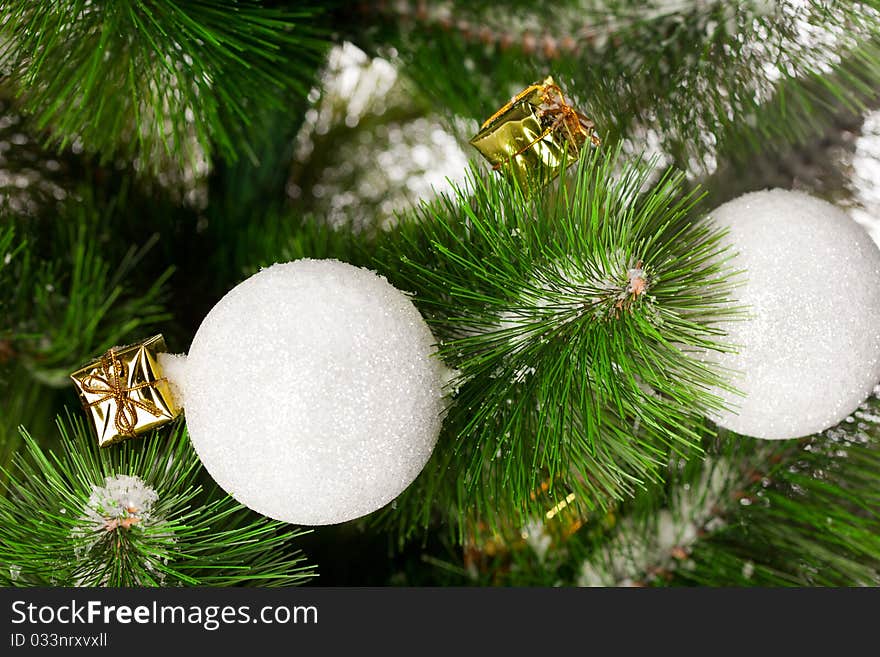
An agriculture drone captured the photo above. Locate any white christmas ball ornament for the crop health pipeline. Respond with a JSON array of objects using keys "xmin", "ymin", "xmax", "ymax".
[
  {"xmin": 707, "ymin": 189, "xmax": 880, "ymax": 440},
  {"xmin": 162, "ymin": 259, "xmax": 446, "ymax": 525}
]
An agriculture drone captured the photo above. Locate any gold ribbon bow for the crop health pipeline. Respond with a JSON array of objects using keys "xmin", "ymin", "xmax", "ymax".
[{"xmin": 80, "ymin": 348, "xmax": 164, "ymax": 437}]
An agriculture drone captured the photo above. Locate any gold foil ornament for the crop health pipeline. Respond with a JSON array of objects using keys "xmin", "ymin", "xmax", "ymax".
[
  {"xmin": 70, "ymin": 335, "xmax": 180, "ymax": 447},
  {"xmin": 469, "ymin": 76, "xmax": 600, "ymax": 188}
]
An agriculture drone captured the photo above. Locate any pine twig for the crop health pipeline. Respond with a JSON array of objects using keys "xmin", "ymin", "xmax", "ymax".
[
  {"xmin": 375, "ymin": 145, "xmax": 743, "ymax": 541},
  {"xmin": 0, "ymin": 1, "xmax": 331, "ymax": 171},
  {"xmin": 0, "ymin": 414, "xmax": 316, "ymax": 587}
]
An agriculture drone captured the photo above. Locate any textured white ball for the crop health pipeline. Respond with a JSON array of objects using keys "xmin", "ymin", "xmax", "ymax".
[
  {"xmin": 706, "ymin": 189, "xmax": 880, "ymax": 440},
  {"xmin": 163, "ymin": 259, "xmax": 446, "ymax": 525}
]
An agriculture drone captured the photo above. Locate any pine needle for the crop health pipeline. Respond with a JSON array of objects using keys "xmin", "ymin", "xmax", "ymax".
[
  {"xmin": 0, "ymin": 413, "xmax": 316, "ymax": 587},
  {"xmin": 375, "ymin": 146, "xmax": 744, "ymax": 541},
  {"xmin": 0, "ymin": 1, "xmax": 331, "ymax": 171}
]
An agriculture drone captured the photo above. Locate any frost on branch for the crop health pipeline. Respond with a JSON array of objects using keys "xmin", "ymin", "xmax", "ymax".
[{"xmin": 71, "ymin": 474, "xmax": 174, "ymax": 585}]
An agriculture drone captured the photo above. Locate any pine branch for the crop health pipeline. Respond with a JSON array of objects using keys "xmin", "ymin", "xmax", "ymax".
[
  {"xmin": 577, "ymin": 403, "xmax": 880, "ymax": 588},
  {"xmin": 445, "ymin": 391, "xmax": 880, "ymax": 587},
  {"xmin": 2, "ymin": 198, "xmax": 173, "ymax": 388},
  {"xmin": 355, "ymin": 1, "xmax": 880, "ymax": 174},
  {"xmin": 573, "ymin": 439, "xmax": 773, "ymax": 587},
  {"xmin": 704, "ymin": 35, "xmax": 880, "ymax": 189},
  {"xmin": 0, "ymin": 1, "xmax": 331, "ymax": 172},
  {"xmin": 675, "ymin": 406, "xmax": 880, "ymax": 586},
  {"xmin": 375, "ymin": 146, "xmax": 743, "ymax": 541},
  {"xmin": 283, "ymin": 43, "xmax": 445, "ymax": 233},
  {"xmin": 0, "ymin": 414, "xmax": 316, "ymax": 587}
]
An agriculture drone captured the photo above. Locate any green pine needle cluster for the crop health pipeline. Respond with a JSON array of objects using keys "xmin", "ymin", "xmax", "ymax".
[
  {"xmin": 1, "ymin": 0, "xmax": 880, "ymax": 588},
  {"xmin": 438, "ymin": 391, "xmax": 880, "ymax": 587},
  {"xmin": 0, "ymin": 415, "xmax": 315, "ymax": 587},
  {"xmin": 0, "ymin": 0, "xmax": 331, "ymax": 171},
  {"xmin": 365, "ymin": 0, "xmax": 880, "ymax": 171},
  {"xmin": 1, "ymin": 198, "xmax": 172, "ymax": 388},
  {"xmin": 378, "ymin": 147, "xmax": 742, "ymax": 540}
]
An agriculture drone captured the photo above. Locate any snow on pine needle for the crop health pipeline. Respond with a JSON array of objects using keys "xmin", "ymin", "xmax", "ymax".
[
  {"xmin": 79, "ymin": 474, "xmax": 160, "ymax": 536},
  {"xmin": 0, "ymin": 415, "xmax": 316, "ymax": 587},
  {"xmin": 382, "ymin": 146, "xmax": 745, "ymax": 537},
  {"xmin": 71, "ymin": 474, "xmax": 175, "ymax": 586},
  {"xmin": 577, "ymin": 458, "xmax": 733, "ymax": 587}
]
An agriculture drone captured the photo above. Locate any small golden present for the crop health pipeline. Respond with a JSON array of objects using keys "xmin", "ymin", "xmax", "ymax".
[
  {"xmin": 70, "ymin": 335, "xmax": 180, "ymax": 447},
  {"xmin": 469, "ymin": 76, "xmax": 600, "ymax": 189}
]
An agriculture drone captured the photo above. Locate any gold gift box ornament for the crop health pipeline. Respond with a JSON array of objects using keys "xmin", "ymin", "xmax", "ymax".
[
  {"xmin": 469, "ymin": 76, "xmax": 600, "ymax": 189},
  {"xmin": 70, "ymin": 335, "xmax": 181, "ymax": 447}
]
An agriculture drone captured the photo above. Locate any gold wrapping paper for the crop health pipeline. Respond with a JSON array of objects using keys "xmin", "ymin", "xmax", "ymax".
[
  {"xmin": 469, "ymin": 76, "xmax": 600, "ymax": 188},
  {"xmin": 70, "ymin": 335, "xmax": 180, "ymax": 447}
]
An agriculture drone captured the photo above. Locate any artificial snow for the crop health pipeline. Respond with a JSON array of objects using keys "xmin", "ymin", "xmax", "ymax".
[
  {"xmin": 705, "ymin": 189, "xmax": 880, "ymax": 440},
  {"xmin": 157, "ymin": 352, "xmax": 187, "ymax": 408},
  {"xmin": 80, "ymin": 474, "xmax": 159, "ymax": 530},
  {"xmin": 577, "ymin": 460, "xmax": 731, "ymax": 586},
  {"xmin": 168, "ymin": 259, "xmax": 446, "ymax": 525},
  {"xmin": 74, "ymin": 474, "xmax": 160, "ymax": 558}
]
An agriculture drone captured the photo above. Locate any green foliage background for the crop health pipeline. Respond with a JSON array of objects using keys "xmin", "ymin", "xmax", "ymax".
[{"xmin": 2, "ymin": 0, "xmax": 880, "ymax": 586}]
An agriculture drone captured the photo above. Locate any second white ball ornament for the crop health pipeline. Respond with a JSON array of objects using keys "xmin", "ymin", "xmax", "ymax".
[
  {"xmin": 160, "ymin": 259, "xmax": 447, "ymax": 525},
  {"xmin": 706, "ymin": 189, "xmax": 880, "ymax": 440}
]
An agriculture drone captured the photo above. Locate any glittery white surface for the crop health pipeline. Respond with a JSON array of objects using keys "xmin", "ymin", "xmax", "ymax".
[
  {"xmin": 169, "ymin": 259, "xmax": 445, "ymax": 525},
  {"xmin": 73, "ymin": 474, "xmax": 162, "ymax": 559},
  {"xmin": 79, "ymin": 474, "xmax": 159, "ymax": 531},
  {"xmin": 707, "ymin": 189, "xmax": 880, "ymax": 440}
]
